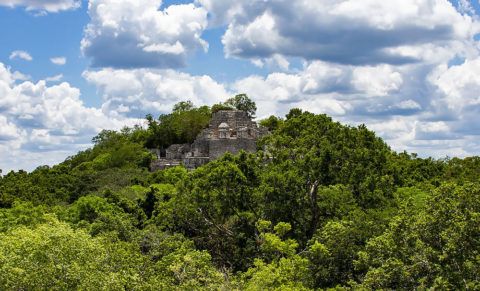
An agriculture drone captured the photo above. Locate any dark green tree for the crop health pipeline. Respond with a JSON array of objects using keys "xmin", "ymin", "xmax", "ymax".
[
  {"xmin": 224, "ymin": 93, "xmax": 257, "ymax": 118},
  {"xmin": 259, "ymin": 115, "xmax": 283, "ymax": 131},
  {"xmin": 355, "ymin": 183, "xmax": 480, "ymax": 289}
]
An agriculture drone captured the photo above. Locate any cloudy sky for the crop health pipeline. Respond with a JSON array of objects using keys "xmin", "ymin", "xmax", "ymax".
[{"xmin": 1, "ymin": 0, "xmax": 480, "ymax": 172}]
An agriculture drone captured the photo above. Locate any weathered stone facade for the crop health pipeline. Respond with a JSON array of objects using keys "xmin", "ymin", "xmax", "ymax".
[{"xmin": 151, "ymin": 110, "xmax": 268, "ymax": 171}]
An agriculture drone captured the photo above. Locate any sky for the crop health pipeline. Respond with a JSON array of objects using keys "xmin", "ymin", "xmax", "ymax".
[{"xmin": 1, "ymin": 0, "xmax": 480, "ymax": 172}]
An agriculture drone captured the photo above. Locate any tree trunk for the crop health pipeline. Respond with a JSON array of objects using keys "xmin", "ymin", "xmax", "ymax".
[{"xmin": 307, "ymin": 180, "xmax": 320, "ymax": 239}]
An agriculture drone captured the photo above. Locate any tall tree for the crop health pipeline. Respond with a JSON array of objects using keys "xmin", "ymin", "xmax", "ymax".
[{"xmin": 224, "ymin": 94, "xmax": 257, "ymax": 118}]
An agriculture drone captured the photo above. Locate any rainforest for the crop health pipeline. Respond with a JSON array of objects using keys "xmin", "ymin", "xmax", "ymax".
[{"xmin": 0, "ymin": 101, "xmax": 479, "ymax": 290}]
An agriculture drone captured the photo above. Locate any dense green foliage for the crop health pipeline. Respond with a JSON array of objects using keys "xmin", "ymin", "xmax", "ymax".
[
  {"xmin": 0, "ymin": 103, "xmax": 479, "ymax": 289},
  {"xmin": 144, "ymin": 94, "xmax": 257, "ymax": 150},
  {"xmin": 145, "ymin": 103, "xmax": 212, "ymax": 150}
]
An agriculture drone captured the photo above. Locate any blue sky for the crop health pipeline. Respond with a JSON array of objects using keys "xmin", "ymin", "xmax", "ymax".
[{"xmin": 1, "ymin": 0, "xmax": 480, "ymax": 172}]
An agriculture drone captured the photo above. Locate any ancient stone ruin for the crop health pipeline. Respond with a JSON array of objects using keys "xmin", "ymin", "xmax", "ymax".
[{"xmin": 150, "ymin": 110, "xmax": 268, "ymax": 171}]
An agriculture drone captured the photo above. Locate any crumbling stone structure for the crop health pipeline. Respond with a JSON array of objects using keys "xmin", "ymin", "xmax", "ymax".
[{"xmin": 151, "ymin": 110, "xmax": 268, "ymax": 170}]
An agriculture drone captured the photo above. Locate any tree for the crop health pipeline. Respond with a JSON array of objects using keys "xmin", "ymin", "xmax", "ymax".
[
  {"xmin": 0, "ymin": 201, "xmax": 48, "ymax": 232},
  {"xmin": 236, "ymin": 220, "xmax": 313, "ymax": 290},
  {"xmin": 145, "ymin": 104, "xmax": 211, "ymax": 149},
  {"xmin": 258, "ymin": 111, "xmax": 394, "ymax": 243},
  {"xmin": 177, "ymin": 152, "xmax": 262, "ymax": 270},
  {"xmin": 225, "ymin": 94, "xmax": 257, "ymax": 118},
  {"xmin": 307, "ymin": 209, "xmax": 391, "ymax": 288},
  {"xmin": 355, "ymin": 183, "xmax": 480, "ymax": 289},
  {"xmin": 0, "ymin": 216, "xmax": 227, "ymax": 290},
  {"xmin": 259, "ymin": 115, "xmax": 283, "ymax": 131},
  {"xmin": 173, "ymin": 101, "xmax": 194, "ymax": 112},
  {"xmin": 0, "ymin": 216, "xmax": 138, "ymax": 289},
  {"xmin": 211, "ymin": 103, "xmax": 234, "ymax": 114},
  {"xmin": 65, "ymin": 195, "xmax": 137, "ymax": 241}
]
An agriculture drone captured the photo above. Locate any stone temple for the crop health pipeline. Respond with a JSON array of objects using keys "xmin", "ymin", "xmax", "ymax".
[{"xmin": 150, "ymin": 110, "xmax": 268, "ymax": 170}]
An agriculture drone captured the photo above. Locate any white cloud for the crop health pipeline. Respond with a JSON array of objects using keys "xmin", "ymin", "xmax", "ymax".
[
  {"xmin": 0, "ymin": 0, "xmax": 80, "ymax": 13},
  {"xmin": 394, "ymin": 99, "xmax": 422, "ymax": 110},
  {"xmin": 352, "ymin": 65, "xmax": 403, "ymax": 96},
  {"xmin": 353, "ymin": 56, "xmax": 480, "ymax": 155},
  {"xmin": 45, "ymin": 74, "xmax": 63, "ymax": 82},
  {"xmin": 0, "ymin": 63, "xmax": 138, "ymax": 172},
  {"xmin": 232, "ymin": 61, "xmax": 407, "ymax": 118},
  {"xmin": 3, "ymin": 0, "xmax": 480, "ymax": 171},
  {"xmin": 50, "ymin": 57, "xmax": 66, "ymax": 65},
  {"xmin": 9, "ymin": 50, "xmax": 33, "ymax": 61},
  {"xmin": 11, "ymin": 71, "xmax": 30, "ymax": 81},
  {"xmin": 233, "ymin": 68, "xmax": 345, "ymax": 119},
  {"xmin": 428, "ymin": 58, "xmax": 480, "ymax": 135},
  {"xmin": 254, "ymin": 54, "xmax": 291, "ymax": 71},
  {"xmin": 194, "ymin": 0, "xmax": 239, "ymax": 27},
  {"xmin": 415, "ymin": 121, "xmax": 456, "ymax": 140},
  {"xmin": 230, "ymin": 51, "xmax": 480, "ymax": 157},
  {"xmin": 367, "ymin": 117, "xmax": 415, "ymax": 142},
  {"xmin": 83, "ymin": 68, "xmax": 229, "ymax": 117},
  {"xmin": 199, "ymin": 0, "xmax": 480, "ymax": 65},
  {"xmin": 0, "ymin": 115, "xmax": 22, "ymax": 141},
  {"xmin": 431, "ymin": 58, "xmax": 480, "ymax": 111},
  {"xmin": 81, "ymin": 0, "xmax": 209, "ymax": 69},
  {"xmin": 195, "ymin": 0, "xmax": 480, "ymax": 158},
  {"xmin": 1, "ymin": 63, "xmax": 231, "ymax": 171}
]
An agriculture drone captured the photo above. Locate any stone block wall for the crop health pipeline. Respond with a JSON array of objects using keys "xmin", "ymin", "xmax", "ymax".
[
  {"xmin": 191, "ymin": 138, "xmax": 209, "ymax": 157},
  {"xmin": 209, "ymin": 110, "xmax": 255, "ymax": 130},
  {"xmin": 208, "ymin": 138, "xmax": 257, "ymax": 159},
  {"xmin": 166, "ymin": 143, "xmax": 191, "ymax": 160}
]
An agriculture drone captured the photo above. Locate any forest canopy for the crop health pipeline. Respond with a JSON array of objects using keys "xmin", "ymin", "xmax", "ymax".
[{"xmin": 0, "ymin": 96, "xmax": 479, "ymax": 289}]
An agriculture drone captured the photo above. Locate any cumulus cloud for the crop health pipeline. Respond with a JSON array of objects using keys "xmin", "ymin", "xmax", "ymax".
[
  {"xmin": 9, "ymin": 50, "xmax": 33, "ymax": 61},
  {"xmin": 50, "ymin": 57, "xmax": 66, "ymax": 65},
  {"xmin": 0, "ymin": 63, "xmax": 138, "ymax": 172},
  {"xmin": 230, "ymin": 51, "xmax": 480, "ymax": 157},
  {"xmin": 83, "ymin": 68, "xmax": 229, "ymax": 117},
  {"xmin": 352, "ymin": 65, "xmax": 403, "ymax": 96},
  {"xmin": 0, "ymin": 62, "xmax": 232, "ymax": 171},
  {"xmin": 429, "ymin": 58, "xmax": 480, "ymax": 135},
  {"xmin": 3, "ymin": 0, "xmax": 480, "ymax": 171},
  {"xmin": 0, "ymin": 0, "xmax": 80, "ymax": 13},
  {"xmin": 81, "ymin": 0, "xmax": 209, "ymax": 69},
  {"xmin": 232, "ymin": 61, "xmax": 406, "ymax": 118},
  {"xmin": 356, "ymin": 56, "xmax": 480, "ymax": 157},
  {"xmin": 192, "ymin": 0, "xmax": 480, "ymax": 158},
  {"xmin": 0, "ymin": 116, "xmax": 21, "ymax": 141},
  {"xmin": 199, "ymin": 0, "xmax": 480, "ymax": 65},
  {"xmin": 251, "ymin": 54, "xmax": 291, "ymax": 71}
]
